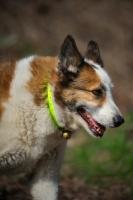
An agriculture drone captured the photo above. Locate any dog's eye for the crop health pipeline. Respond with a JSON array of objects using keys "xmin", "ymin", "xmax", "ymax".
[{"xmin": 92, "ymin": 89, "xmax": 103, "ymax": 97}]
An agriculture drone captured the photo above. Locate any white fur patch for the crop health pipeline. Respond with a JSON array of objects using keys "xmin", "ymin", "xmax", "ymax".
[
  {"xmin": 84, "ymin": 58, "xmax": 122, "ymax": 129},
  {"xmin": 0, "ymin": 56, "xmax": 36, "ymax": 162},
  {"xmin": 84, "ymin": 58, "xmax": 113, "ymax": 88},
  {"xmin": 11, "ymin": 56, "xmax": 35, "ymax": 103},
  {"xmin": 84, "ymin": 58, "xmax": 102, "ymax": 69}
]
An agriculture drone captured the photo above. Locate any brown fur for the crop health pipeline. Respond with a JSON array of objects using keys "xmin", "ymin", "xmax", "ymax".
[
  {"xmin": 28, "ymin": 55, "xmax": 106, "ymax": 112},
  {"xmin": 55, "ymin": 63, "xmax": 106, "ymax": 109},
  {"xmin": 27, "ymin": 56, "xmax": 58, "ymax": 106},
  {"xmin": 0, "ymin": 61, "xmax": 16, "ymax": 120}
]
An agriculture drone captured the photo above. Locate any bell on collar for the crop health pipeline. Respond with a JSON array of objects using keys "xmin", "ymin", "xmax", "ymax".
[{"xmin": 62, "ymin": 130, "xmax": 71, "ymax": 139}]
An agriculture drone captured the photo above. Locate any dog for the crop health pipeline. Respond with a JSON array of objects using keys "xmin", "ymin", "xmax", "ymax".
[{"xmin": 0, "ymin": 35, "xmax": 124, "ymax": 200}]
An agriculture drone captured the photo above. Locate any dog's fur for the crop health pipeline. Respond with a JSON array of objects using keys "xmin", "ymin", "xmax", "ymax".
[{"xmin": 0, "ymin": 35, "xmax": 124, "ymax": 200}]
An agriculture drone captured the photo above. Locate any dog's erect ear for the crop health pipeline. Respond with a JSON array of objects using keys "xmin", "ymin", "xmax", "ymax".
[
  {"xmin": 57, "ymin": 35, "xmax": 83, "ymax": 77},
  {"xmin": 84, "ymin": 40, "xmax": 104, "ymax": 68}
]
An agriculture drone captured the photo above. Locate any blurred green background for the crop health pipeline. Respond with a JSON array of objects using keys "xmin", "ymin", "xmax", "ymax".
[{"xmin": 0, "ymin": 0, "xmax": 133, "ymax": 199}]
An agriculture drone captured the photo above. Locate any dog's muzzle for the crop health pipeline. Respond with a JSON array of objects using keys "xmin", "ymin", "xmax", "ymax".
[{"xmin": 112, "ymin": 115, "xmax": 125, "ymax": 127}]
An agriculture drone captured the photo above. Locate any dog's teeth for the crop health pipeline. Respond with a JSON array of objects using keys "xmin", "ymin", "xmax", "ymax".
[
  {"xmin": 96, "ymin": 127, "xmax": 102, "ymax": 134},
  {"xmin": 86, "ymin": 114, "xmax": 90, "ymax": 118}
]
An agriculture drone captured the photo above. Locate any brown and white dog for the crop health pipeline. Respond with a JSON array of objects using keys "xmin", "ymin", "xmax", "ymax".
[{"xmin": 0, "ymin": 35, "xmax": 124, "ymax": 200}]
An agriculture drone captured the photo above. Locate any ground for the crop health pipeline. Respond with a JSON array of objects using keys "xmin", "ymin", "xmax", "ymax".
[
  {"xmin": 0, "ymin": 175, "xmax": 133, "ymax": 200},
  {"xmin": 0, "ymin": 0, "xmax": 133, "ymax": 199}
]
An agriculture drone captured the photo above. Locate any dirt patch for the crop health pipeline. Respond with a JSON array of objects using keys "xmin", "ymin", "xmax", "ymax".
[
  {"xmin": 59, "ymin": 176, "xmax": 133, "ymax": 200},
  {"xmin": 0, "ymin": 176, "xmax": 31, "ymax": 200},
  {"xmin": 0, "ymin": 175, "xmax": 133, "ymax": 200}
]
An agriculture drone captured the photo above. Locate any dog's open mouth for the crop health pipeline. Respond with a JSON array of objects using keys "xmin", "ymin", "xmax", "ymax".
[{"xmin": 77, "ymin": 107, "xmax": 106, "ymax": 137}]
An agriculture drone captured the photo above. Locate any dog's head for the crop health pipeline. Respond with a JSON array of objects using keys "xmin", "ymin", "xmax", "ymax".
[{"xmin": 55, "ymin": 35, "xmax": 124, "ymax": 138}]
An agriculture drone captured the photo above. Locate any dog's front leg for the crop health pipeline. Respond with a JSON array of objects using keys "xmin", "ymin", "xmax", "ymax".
[{"xmin": 29, "ymin": 140, "xmax": 67, "ymax": 200}]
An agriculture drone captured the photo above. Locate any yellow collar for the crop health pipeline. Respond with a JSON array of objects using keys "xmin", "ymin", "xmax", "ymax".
[{"xmin": 47, "ymin": 84, "xmax": 71, "ymax": 139}]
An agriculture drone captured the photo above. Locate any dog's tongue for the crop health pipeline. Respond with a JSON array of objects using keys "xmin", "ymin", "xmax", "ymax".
[{"xmin": 78, "ymin": 107, "xmax": 106, "ymax": 136}]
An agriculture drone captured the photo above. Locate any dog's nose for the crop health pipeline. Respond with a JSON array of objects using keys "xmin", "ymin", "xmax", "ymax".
[{"xmin": 113, "ymin": 115, "xmax": 125, "ymax": 127}]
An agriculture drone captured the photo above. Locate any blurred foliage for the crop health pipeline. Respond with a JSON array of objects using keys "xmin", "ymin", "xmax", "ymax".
[
  {"xmin": 0, "ymin": 34, "xmax": 18, "ymax": 48},
  {"xmin": 17, "ymin": 41, "xmax": 36, "ymax": 57},
  {"xmin": 63, "ymin": 112, "xmax": 133, "ymax": 182}
]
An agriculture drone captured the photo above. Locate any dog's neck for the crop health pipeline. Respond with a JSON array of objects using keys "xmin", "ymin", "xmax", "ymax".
[{"xmin": 47, "ymin": 84, "xmax": 72, "ymax": 139}]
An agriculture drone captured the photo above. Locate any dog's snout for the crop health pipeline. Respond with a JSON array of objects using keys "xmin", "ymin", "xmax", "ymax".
[{"xmin": 113, "ymin": 115, "xmax": 124, "ymax": 127}]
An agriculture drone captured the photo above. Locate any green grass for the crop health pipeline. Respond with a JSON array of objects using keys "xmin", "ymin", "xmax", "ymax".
[{"xmin": 63, "ymin": 112, "xmax": 133, "ymax": 182}]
